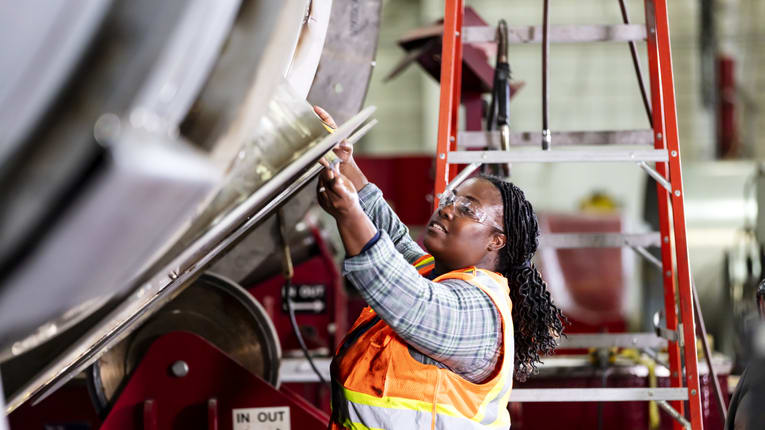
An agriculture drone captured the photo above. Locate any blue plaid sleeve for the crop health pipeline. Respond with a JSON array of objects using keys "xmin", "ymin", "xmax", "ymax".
[
  {"xmin": 343, "ymin": 230, "xmax": 502, "ymax": 383},
  {"xmin": 357, "ymin": 183, "xmax": 426, "ymax": 264}
]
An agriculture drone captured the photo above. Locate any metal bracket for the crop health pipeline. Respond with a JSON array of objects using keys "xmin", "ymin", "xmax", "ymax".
[
  {"xmin": 630, "ymin": 245, "xmax": 663, "ymax": 270},
  {"xmin": 657, "ymin": 400, "xmax": 692, "ymax": 429},
  {"xmin": 652, "ymin": 311, "xmax": 683, "ymax": 347},
  {"xmin": 637, "ymin": 160, "xmax": 671, "ymax": 192},
  {"xmin": 438, "ymin": 162, "xmax": 482, "ymax": 200}
]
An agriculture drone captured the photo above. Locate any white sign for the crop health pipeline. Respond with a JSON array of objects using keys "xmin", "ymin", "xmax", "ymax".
[{"xmin": 232, "ymin": 406, "xmax": 290, "ymax": 430}]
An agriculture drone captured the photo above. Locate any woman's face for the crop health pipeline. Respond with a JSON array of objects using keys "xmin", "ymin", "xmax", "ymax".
[{"xmin": 423, "ymin": 178, "xmax": 506, "ymax": 271}]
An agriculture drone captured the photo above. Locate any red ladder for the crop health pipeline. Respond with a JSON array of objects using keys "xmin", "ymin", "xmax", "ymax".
[{"xmin": 433, "ymin": 1, "xmax": 704, "ymax": 429}]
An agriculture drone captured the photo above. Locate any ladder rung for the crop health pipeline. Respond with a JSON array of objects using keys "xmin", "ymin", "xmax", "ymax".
[
  {"xmin": 458, "ymin": 130, "xmax": 654, "ymax": 149},
  {"xmin": 510, "ymin": 388, "xmax": 689, "ymax": 403},
  {"xmin": 463, "ymin": 24, "xmax": 647, "ymax": 44},
  {"xmin": 446, "ymin": 148, "xmax": 668, "ymax": 164},
  {"xmin": 540, "ymin": 232, "xmax": 660, "ymax": 249},
  {"xmin": 557, "ymin": 333, "xmax": 667, "ymax": 350}
]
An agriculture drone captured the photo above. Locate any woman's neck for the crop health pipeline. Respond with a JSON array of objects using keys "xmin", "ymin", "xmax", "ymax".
[{"xmin": 432, "ymin": 254, "xmax": 499, "ymax": 277}]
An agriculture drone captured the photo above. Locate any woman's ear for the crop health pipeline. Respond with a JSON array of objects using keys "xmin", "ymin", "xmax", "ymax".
[{"xmin": 488, "ymin": 231, "xmax": 506, "ymax": 252}]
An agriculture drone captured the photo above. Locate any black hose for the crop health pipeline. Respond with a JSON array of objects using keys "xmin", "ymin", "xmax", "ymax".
[
  {"xmin": 284, "ymin": 279, "xmax": 328, "ymax": 385},
  {"xmin": 278, "ymin": 208, "xmax": 328, "ymax": 385}
]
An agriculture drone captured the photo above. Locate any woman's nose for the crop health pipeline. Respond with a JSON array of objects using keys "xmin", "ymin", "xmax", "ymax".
[{"xmin": 438, "ymin": 202, "xmax": 455, "ymax": 220}]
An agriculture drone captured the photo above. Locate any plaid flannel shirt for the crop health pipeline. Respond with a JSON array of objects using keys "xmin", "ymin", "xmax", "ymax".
[{"xmin": 342, "ymin": 183, "xmax": 502, "ymax": 383}]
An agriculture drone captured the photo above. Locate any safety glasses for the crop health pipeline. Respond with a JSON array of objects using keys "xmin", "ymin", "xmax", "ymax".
[{"xmin": 438, "ymin": 192, "xmax": 504, "ymax": 232}]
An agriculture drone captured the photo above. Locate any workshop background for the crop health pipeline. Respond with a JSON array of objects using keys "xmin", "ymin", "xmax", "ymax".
[{"xmin": 2, "ymin": 0, "xmax": 765, "ymax": 429}]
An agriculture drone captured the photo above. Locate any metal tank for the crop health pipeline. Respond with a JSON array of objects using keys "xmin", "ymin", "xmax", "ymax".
[{"xmin": 0, "ymin": 0, "xmax": 382, "ymax": 417}]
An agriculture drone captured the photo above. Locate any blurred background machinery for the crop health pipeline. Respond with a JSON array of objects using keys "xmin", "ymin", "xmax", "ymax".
[{"xmin": 3, "ymin": 0, "xmax": 765, "ymax": 429}]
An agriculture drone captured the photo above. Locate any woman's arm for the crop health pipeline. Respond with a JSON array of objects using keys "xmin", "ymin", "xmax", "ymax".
[
  {"xmin": 316, "ymin": 166, "xmax": 501, "ymax": 382},
  {"xmin": 314, "ymin": 106, "xmax": 425, "ymax": 263},
  {"xmin": 356, "ymin": 184, "xmax": 425, "ymax": 264}
]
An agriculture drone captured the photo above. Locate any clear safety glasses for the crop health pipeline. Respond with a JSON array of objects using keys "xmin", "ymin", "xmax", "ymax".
[{"xmin": 438, "ymin": 192, "xmax": 504, "ymax": 232}]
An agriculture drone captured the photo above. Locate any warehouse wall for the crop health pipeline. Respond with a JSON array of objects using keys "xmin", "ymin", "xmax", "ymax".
[{"xmin": 362, "ymin": 0, "xmax": 765, "ymax": 160}]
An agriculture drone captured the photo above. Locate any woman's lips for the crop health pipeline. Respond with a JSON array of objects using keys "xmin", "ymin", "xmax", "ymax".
[{"xmin": 427, "ymin": 220, "xmax": 447, "ymax": 234}]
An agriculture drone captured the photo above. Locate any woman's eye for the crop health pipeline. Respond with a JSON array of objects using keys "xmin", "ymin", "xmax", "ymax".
[{"xmin": 461, "ymin": 205, "xmax": 476, "ymax": 217}]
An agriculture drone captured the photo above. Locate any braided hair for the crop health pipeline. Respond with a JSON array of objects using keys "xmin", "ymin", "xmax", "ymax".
[{"xmin": 480, "ymin": 175, "xmax": 567, "ymax": 381}]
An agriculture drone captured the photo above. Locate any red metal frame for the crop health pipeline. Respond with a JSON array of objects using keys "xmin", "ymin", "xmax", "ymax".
[
  {"xmin": 99, "ymin": 331, "xmax": 328, "ymax": 430},
  {"xmin": 433, "ymin": 1, "xmax": 704, "ymax": 428}
]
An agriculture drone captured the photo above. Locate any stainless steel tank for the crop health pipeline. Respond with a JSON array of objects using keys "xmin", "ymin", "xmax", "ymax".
[{"xmin": 0, "ymin": 0, "xmax": 382, "ymax": 415}]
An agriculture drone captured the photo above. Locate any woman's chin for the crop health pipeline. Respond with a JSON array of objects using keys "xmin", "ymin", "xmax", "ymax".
[{"xmin": 422, "ymin": 235, "xmax": 440, "ymax": 256}]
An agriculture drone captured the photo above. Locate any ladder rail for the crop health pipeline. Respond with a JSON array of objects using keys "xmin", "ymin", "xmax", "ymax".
[
  {"xmin": 652, "ymin": 1, "xmax": 704, "ymax": 427},
  {"xmin": 643, "ymin": 1, "xmax": 686, "ymax": 425},
  {"xmin": 433, "ymin": 0, "xmax": 463, "ymax": 210}
]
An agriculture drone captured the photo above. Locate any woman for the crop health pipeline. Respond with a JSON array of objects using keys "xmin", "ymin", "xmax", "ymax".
[{"xmin": 315, "ymin": 107, "xmax": 565, "ymax": 430}]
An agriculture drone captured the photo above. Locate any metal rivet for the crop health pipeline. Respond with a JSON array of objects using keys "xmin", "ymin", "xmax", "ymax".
[
  {"xmin": 171, "ymin": 360, "xmax": 189, "ymax": 378},
  {"xmin": 370, "ymin": 60, "xmax": 376, "ymax": 67},
  {"xmin": 674, "ymin": 190, "xmax": 681, "ymax": 197},
  {"xmin": 93, "ymin": 113, "xmax": 121, "ymax": 144},
  {"xmin": 656, "ymin": 133, "xmax": 662, "ymax": 140},
  {"xmin": 439, "ymin": 153, "xmax": 445, "ymax": 160},
  {"xmin": 455, "ymin": 31, "xmax": 460, "ymax": 37},
  {"xmin": 665, "ymin": 271, "xmax": 672, "ymax": 277},
  {"xmin": 690, "ymin": 389, "xmax": 697, "ymax": 396},
  {"xmin": 449, "ymin": 136, "xmax": 456, "ymax": 142},
  {"xmin": 672, "ymin": 371, "xmax": 678, "ymax": 377},
  {"xmin": 663, "ymin": 236, "xmax": 669, "ymax": 243},
  {"xmin": 671, "ymin": 150, "xmax": 677, "ymax": 157}
]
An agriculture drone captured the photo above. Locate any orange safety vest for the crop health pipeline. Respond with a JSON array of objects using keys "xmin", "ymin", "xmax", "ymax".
[{"xmin": 329, "ymin": 255, "xmax": 514, "ymax": 430}]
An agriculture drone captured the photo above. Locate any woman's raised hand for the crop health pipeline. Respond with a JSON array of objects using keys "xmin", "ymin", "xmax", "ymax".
[
  {"xmin": 313, "ymin": 105, "xmax": 369, "ymax": 191},
  {"xmin": 316, "ymin": 161, "xmax": 363, "ymax": 221},
  {"xmin": 316, "ymin": 159, "xmax": 378, "ymax": 256}
]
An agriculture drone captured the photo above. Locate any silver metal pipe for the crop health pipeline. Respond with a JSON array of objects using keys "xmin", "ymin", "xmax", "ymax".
[
  {"xmin": 656, "ymin": 400, "xmax": 691, "ymax": 429},
  {"xmin": 441, "ymin": 162, "xmax": 482, "ymax": 199},
  {"xmin": 630, "ymin": 244, "xmax": 663, "ymax": 270},
  {"xmin": 541, "ymin": 0, "xmax": 551, "ymax": 150},
  {"xmin": 638, "ymin": 161, "xmax": 672, "ymax": 192},
  {"xmin": 6, "ymin": 106, "xmax": 376, "ymax": 414}
]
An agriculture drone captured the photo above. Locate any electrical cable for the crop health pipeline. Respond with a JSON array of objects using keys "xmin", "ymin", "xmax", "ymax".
[
  {"xmin": 284, "ymin": 279, "xmax": 328, "ymax": 385},
  {"xmin": 277, "ymin": 209, "xmax": 328, "ymax": 385}
]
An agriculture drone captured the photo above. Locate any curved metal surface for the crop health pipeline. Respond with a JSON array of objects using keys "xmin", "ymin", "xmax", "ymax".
[
  {"xmin": 5, "ymin": 105, "xmax": 376, "ymax": 414},
  {"xmin": 0, "ymin": 0, "xmax": 113, "ymax": 165},
  {"xmin": 307, "ymin": 0, "xmax": 382, "ymax": 124},
  {"xmin": 212, "ymin": 0, "xmax": 384, "ymax": 284},
  {"xmin": 1, "ymin": 0, "xmax": 383, "ymax": 414},
  {"xmin": 129, "ymin": 0, "xmax": 242, "ymax": 135},
  {"xmin": 89, "ymin": 272, "xmax": 280, "ymax": 411},
  {"xmin": 179, "ymin": 0, "xmax": 308, "ymax": 154},
  {"xmin": 0, "ymin": 0, "xmax": 240, "ymax": 354}
]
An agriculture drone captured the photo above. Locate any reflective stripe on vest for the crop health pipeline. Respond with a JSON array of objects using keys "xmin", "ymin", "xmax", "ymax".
[{"xmin": 331, "ymin": 255, "xmax": 514, "ymax": 430}]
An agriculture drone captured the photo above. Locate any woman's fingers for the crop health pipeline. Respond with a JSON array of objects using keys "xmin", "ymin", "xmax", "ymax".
[{"xmin": 313, "ymin": 105, "xmax": 337, "ymax": 129}]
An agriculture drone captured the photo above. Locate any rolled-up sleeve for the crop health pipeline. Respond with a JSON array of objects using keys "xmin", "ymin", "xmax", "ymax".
[{"xmin": 343, "ymin": 230, "xmax": 501, "ymax": 382}]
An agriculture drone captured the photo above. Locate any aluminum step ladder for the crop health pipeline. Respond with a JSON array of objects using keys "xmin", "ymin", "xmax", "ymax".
[{"xmin": 433, "ymin": 1, "xmax": 704, "ymax": 429}]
